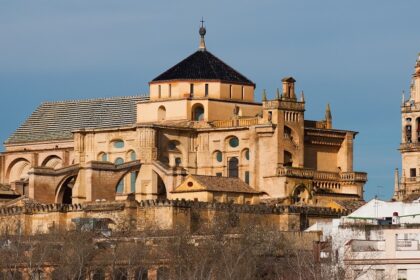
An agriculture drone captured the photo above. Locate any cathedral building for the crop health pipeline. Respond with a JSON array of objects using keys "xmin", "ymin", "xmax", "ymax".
[
  {"xmin": 395, "ymin": 54, "xmax": 420, "ymax": 201},
  {"xmin": 0, "ymin": 25, "xmax": 367, "ymax": 209}
]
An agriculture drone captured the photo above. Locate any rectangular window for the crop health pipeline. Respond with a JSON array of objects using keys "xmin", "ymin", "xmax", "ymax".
[
  {"xmin": 158, "ymin": 85, "xmax": 161, "ymax": 98},
  {"xmin": 242, "ymin": 86, "xmax": 245, "ymax": 100},
  {"xmin": 245, "ymin": 171, "xmax": 250, "ymax": 184},
  {"xmin": 397, "ymin": 269, "xmax": 407, "ymax": 280},
  {"xmin": 190, "ymin": 83, "xmax": 194, "ymax": 96},
  {"xmin": 169, "ymin": 84, "xmax": 172, "ymax": 97},
  {"xmin": 229, "ymin": 85, "xmax": 233, "ymax": 99},
  {"xmin": 205, "ymin": 83, "xmax": 209, "ymax": 97},
  {"xmin": 216, "ymin": 172, "xmax": 222, "ymax": 177},
  {"xmin": 410, "ymin": 168, "xmax": 416, "ymax": 178}
]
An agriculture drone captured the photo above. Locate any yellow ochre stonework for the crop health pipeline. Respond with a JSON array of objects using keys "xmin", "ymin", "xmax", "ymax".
[{"xmin": 0, "ymin": 26, "xmax": 366, "ymax": 212}]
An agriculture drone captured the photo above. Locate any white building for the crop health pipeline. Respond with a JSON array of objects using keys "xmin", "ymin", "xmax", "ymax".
[{"xmin": 307, "ymin": 199, "xmax": 420, "ymax": 280}]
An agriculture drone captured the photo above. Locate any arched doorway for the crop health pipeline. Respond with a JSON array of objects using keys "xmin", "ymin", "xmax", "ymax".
[
  {"xmin": 57, "ymin": 176, "xmax": 76, "ymax": 204},
  {"xmin": 192, "ymin": 104, "xmax": 204, "ymax": 121},
  {"xmin": 228, "ymin": 157, "xmax": 239, "ymax": 178}
]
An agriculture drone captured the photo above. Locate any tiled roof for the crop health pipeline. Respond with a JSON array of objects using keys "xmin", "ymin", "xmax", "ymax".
[
  {"xmin": 333, "ymin": 199, "xmax": 366, "ymax": 211},
  {"xmin": 151, "ymin": 50, "xmax": 255, "ymax": 87},
  {"xmin": 173, "ymin": 175, "xmax": 261, "ymax": 194},
  {"xmin": 5, "ymin": 96, "xmax": 148, "ymax": 144}
]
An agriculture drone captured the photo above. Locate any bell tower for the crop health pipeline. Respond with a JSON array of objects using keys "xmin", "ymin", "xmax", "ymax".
[{"xmin": 396, "ymin": 53, "xmax": 420, "ymax": 200}]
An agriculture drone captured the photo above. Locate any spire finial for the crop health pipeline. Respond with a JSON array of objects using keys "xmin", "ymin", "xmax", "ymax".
[
  {"xmin": 300, "ymin": 90, "xmax": 305, "ymax": 102},
  {"xmin": 276, "ymin": 88, "xmax": 280, "ymax": 99},
  {"xmin": 199, "ymin": 18, "xmax": 207, "ymax": 51},
  {"xmin": 325, "ymin": 103, "xmax": 332, "ymax": 129},
  {"xmin": 262, "ymin": 89, "xmax": 267, "ymax": 101}
]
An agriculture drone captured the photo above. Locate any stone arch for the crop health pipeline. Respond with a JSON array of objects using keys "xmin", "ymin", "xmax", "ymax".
[
  {"xmin": 292, "ymin": 184, "xmax": 311, "ymax": 204},
  {"xmin": 191, "ymin": 103, "xmax": 205, "ymax": 121},
  {"xmin": 7, "ymin": 158, "xmax": 31, "ymax": 183},
  {"xmin": 41, "ymin": 155, "xmax": 63, "ymax": 170},
  {"xmin": 56, "ymin": 175, "xmax": 77, "ymax": 204},
  {"xmin": 158, "ymin": 105, "xmax": 166, "ymax": 121}
]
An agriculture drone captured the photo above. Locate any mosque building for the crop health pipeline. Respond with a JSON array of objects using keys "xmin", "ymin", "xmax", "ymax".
[{"xmin": 0, "ymin": 24, "xmax": 367, "ymax": 209}]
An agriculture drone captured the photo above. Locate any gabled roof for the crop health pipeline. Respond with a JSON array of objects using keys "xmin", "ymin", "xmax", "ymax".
[
  {"xmin": 5, "ymin": 96, "xmax": 147, "ymax": 145},
  {"xmin": 172, "ymin": 174, "xmax": 261, "ymax": 194},
  {"xmin": 151, "ymin": 50, "xmax": 255, "ymax": 87}
]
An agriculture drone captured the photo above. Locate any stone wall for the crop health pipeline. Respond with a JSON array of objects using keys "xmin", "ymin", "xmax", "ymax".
[{"xmin": 0, "ymin": 198, "xmax": 349, "ymax": 235}]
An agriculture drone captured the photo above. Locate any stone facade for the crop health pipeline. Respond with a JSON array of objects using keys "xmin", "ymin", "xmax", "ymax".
[{"xmin": 0, "ymin": 27, "xmax": 366, "ymax": 210}]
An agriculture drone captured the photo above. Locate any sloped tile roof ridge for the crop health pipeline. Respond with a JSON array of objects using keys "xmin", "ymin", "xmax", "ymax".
[
  {"xmin": 5, "ymin": 95, "xmax": 149, "ymax": 144},
  {"xmin": 41, "ymin": 94, "xmax": 149, "ymax": 105}
]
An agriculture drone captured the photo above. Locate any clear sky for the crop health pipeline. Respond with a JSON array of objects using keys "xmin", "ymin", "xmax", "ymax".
[{"xmin": 1, "ymin": 0, "xmax": 419, "ymax": 200}]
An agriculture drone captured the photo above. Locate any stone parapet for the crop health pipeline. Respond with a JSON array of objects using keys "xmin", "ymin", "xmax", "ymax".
[{"xmin": 277, "ymin": 167, "xmax": 367, "ymax": 183}]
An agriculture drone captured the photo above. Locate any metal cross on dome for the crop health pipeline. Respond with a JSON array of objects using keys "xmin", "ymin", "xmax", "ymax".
[{"xmin": 200, "ymin": 17, "xmax": 205, "ymax": 27}]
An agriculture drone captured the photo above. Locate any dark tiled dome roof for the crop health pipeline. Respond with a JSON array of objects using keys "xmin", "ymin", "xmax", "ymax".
[{"xmin": 151, "ymin": 50, "xmax": 255, "ymax": 87}]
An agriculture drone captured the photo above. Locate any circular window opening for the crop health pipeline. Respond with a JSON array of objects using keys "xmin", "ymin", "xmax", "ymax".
[
  {"xmin": 168, "ymin": 141, "xmax": 177, "ymax": 150},
  {"xmin": 113, "ymin": 140, "xmax": 125, "ymax": 149},
  {"xmin": 229, "ymin": 137, "xmax": 239, "ymax": 148},
  {"xmin": 187, "ymin": 181, "xmax": 193, "ymax": 187},
  {"xmin": 216, "ymin": 151, "xmax": 223, "ymax": 162}
]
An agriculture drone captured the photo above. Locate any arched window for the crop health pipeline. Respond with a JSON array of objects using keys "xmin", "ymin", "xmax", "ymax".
[
  {"xmin": 98, "ymin": 152, "xmax": 108, "ymax": 161},
  {"xmin": 243, "ymin": 149, "xmax": 250, "ymax": 160},
  {"xmin": 158, "ymin": 106, "xmax": 166, "ymax": 121},
  {"xmin": 406, "ymin": 125, "xmax": 412, "ymax": 143},
  {"xmin": 193, "ymin": 104, "xmax": 204, "ymax": 121},
  {"xmin": 115, "ymin": 158, "xmax": 124, "ymax": 193},
  {"xmin": 284, "ymin": 151, "xmax": 293, "ymax": 167},
  {"xmin": 129, "ymin": 151, "xmax": 136, "ymax": 161},
  {"xmin": 228, "ymin": 157, "xmax": 239, "ymax": 178},
  {"xmin": 215, "ymin": 150, "xmax": 223, "ymax": 163}
]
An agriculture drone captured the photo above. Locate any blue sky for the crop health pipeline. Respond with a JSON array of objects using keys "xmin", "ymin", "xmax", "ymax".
[{"xmin": 1, "ymin": 0, "xmax": 419, "ymax": 200}]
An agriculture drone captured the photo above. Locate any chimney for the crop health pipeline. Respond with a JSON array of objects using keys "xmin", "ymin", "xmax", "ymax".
[{"xmin": 282, "ymin": 77, "xmax": 296, "ymax": 99}]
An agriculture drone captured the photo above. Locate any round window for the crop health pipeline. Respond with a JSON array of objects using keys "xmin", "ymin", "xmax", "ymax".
[
  {"xmin": 245, "ymin": 149, "xmax": 250, "ymax": 160},
  {"xmin": 187, "ymin": 181, "xmax": 194, "ymax": 187},
  {"xmin": 168, "ymin": 141, "xmax": 177, "ymax": 150},
  {"xmin": 229, "ymin": 137, "xmax": 239, "ymax": 148},
  {"xmin": 216, "ymin": 151, "xmax": 223, "ymax": 162}
]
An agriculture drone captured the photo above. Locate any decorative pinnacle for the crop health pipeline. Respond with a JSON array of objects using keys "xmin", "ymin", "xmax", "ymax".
[
  {"xmin": 402, "ymin": 90, "xmax": 405, "ymax": 105},
  {"xmin": 325, "ymin": 103, "xmax": 332, "ymax": 120},
  {"xmin": 262, "ymin": 89, "xmax": 267, "ymax": 101},
  {"xmin": 276, "ymin": 88, "xmax": 281, "ymax": 99},
  {"xmin": 199, "ymin": 17, "xmax": 207, "ymax": 51},
  {"xmin": 300, "ymin": 90, "xmax": 305, "ymax": 102}
]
